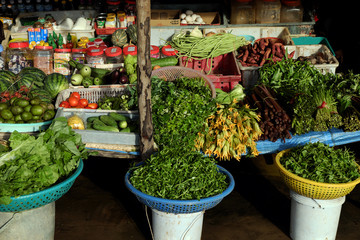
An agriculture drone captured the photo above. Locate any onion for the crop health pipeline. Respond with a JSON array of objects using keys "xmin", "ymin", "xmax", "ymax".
[{"xmin": 185, "ymin": 10, "xmax": 193, "ymax": 15}]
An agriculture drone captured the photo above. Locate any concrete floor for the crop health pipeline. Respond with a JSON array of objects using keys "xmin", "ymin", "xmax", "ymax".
[{"xmin": 55, "ymin": 143, "xmax": 360, "ymax": 240}]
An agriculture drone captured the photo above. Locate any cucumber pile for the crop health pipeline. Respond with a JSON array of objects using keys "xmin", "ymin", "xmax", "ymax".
[{"xmin": 86, "ymin": 112, "xmax": 138, "ymax": 133}]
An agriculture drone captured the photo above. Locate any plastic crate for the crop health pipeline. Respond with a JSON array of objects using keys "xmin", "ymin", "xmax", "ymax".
[
  {"xmin": 179, "ymin": 52, "xmax": 242, "ymax": 92},
  {"xmin": 292, "ymin": 36, "xmax": 335, "ymax": 56},
  {"xmin": 55, "ymin": 108, "xmax": 139, "ymax": 146},
  {"xmin": 94, "ymin": 23, "xmax": 126, "ymax": 35},
  {"xmin": 55, "ymin": 86, "xmax": 133, "ymax": 109},
  {"xmin": 285, "ymin": 44, "xmax": 339, "ymax": 74}
]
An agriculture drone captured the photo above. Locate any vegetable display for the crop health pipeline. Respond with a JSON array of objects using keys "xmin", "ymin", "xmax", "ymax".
[
  {"xmin": 169, "ymin": 29, "xmax": 248, "ymax": 63},
  {"xmin": 280, "ymin": 142, "xmax": 360, "ymax": 184},
  {"xmin": 237, "ymin": 38, "xmax": 294, "ymax": 67},
  {"xmin": 0, "ymin": 117, "xmax": 91, "ymax": 204},
  {"xmin": 196, "ymin": 84, "xmax": 262, "ymax": 161}
]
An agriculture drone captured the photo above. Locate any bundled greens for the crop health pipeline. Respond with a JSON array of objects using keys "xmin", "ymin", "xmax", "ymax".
[
  {"xmin": 280, "ymin": 142, "xmax": 360, "ymax": 183},
  {"xmin": 0, "ymin": 117, "xmax": 90, "ymax": 204}
]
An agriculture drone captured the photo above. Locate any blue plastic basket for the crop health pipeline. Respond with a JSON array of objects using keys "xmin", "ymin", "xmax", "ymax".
[
  {"xmin": 0, "ymin": 120, "xmax": 52, "ymax": 133},
  {"xmin": 0, "ymin": 160, "xmax": 83, "ymax": 212},
  {"xmin": 125, "ymin": 165, "xmax": 235, "ymax": 214}
]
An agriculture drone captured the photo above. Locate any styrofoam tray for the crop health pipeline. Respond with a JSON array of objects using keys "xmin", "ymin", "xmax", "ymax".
[
  {"xmin": 285, "ymin": 44, "xmax": 339, "ymax": 74},
  {"xmin": 0, "ymin": 120, "xmax": 52, "ymax": 133},
  {"xmin": 55, "ymin": 108, "xmax": 139, "ymax": 146}
]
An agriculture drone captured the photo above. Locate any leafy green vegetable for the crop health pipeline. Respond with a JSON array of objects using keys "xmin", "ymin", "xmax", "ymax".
[
  {"xmin": 151, "ymin": 76, "xmax": 216, "ymax": 151},
  {"xmin": 130, "ymin": 146, "xmax": 228, "ymax": 200},
  {"xmin": 0, "ymin": 117, "xmax": 91, "ymax": 205},
  {"xmin": 280, "ymin": 142, "xmax": 360, "ymax": 183}
]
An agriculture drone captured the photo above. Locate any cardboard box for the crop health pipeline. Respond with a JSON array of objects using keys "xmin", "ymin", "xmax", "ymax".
[
  {"xmin": 180, "ymin": 12, "xmax": 221, "ymax": 26},
  {"xmin": 151, "ymin": 10, "xmax": 180, "ymax": 27}
]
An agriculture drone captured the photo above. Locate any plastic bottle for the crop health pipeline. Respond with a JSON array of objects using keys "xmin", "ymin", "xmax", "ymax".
[
  {"xmin": 43, "ymin": 0, "xmax": 51, "ymax": 10},
  {"xmin": 0, "ymin": 45, "xmax": 5, "ymax": 70},
  {"xmin": 105, "ymin": 46, "xmax": 123, "ymax": 64},
  {"xmin": 255, "ymin": 0, "xmax": 281, "ymax": 24},
  {"xmin": 6, "ymin": 41, "xmax": 33, "ymax": 74},
  {"xmin": 86, "ymin": 46, "xmax": 106, "ymax": 66},
  {"xmin": 24, "ymin": 0, "xmax": 34, "ymax": 12},
  {"xmin": 280, "ymin": 0, "xmax": 303, "ymax": 23},
  {"xmin": 35, "ymin": 0, "xmax": 44, "ymax": 11},
  {"xmin": 54, "ymin": 48, "xmax": 71, "ymax": 77},
  {"xmin": 231, "ymin": 0, "xmax": 256, "ymax": 24},
  {"xmin": 17, "ymin": 0, "xmax": 25, "ymax": 12},
  {"xmin": 33, "ymin": 45, "xmax": 53, "ymax": 75}
]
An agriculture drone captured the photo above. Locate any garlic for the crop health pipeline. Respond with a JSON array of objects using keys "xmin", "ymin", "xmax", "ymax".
[
  {"xmin": 181, "ymin": 19, "xmax": 187, "ymax": 24},
  {"xmin": 185, "ymin": 10, "xmax": 193, "ymax": 15},
  {"xmin": 195, "ymin": 17, "xmax": 203, "ymax": 23},
  {"xmin": 180, "ymin": 13, "xmax": 187, "ymax": 19},
  {"xmin": 185, "ymin": 15, "xmax": 193, "ymax": 23},
  {"xmin": 191, "ymin": 14, "xmax": 198, "ymax": 21}
]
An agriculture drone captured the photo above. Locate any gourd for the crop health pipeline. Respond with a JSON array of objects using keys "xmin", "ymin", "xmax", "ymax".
[
  {"xmin": 111, "ymin": 29, "xmax": 128, "ymax": 47},
  {"xmin": 126, "ymin": 24, "xmax": 137, "ymax": 45}
]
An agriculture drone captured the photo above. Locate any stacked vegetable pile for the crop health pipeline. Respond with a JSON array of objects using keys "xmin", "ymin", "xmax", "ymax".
[
  {"xmin": 0, "ymin": 117, "xmax": 90, "ymax": 204},
  {"xmin": 129, "ymin": 76, "xmax": 229, "ymax": 200}
]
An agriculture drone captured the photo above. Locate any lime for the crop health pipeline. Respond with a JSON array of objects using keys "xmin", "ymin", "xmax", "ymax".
[
  {"xmin": 11, "ymin": 105, "xmax": 24, "ymax": 116},
  {"xmin": 5, "ymin": 119, "xmax": 15, "ymax": 123},
  {"xmin": 40, "ymin": 102, "xmax": 48, "ymax": 112},
  {"xmin": 47, "ymin": 103, "xmax": 55, "ymax": 110},
  {"xmin": 32, "ymin": 115, "xmax": 41, "ymax": 120},
  {"xmin": 0, "ymin": 117, "xmax": 4, "ymax": 123},
  {"xmin": 31, "ymin": 105, "xmax": 44, "ymax": 116},
  {"xmin": 43, "ymin": 110, "xmax": 55, "ymax": 121},
  {"xmin": 21, "ymin": 112, "xmax": 33, "ymax": 121},
  {"xmin": 119, "ymin": 120, "xmax": 128, "ymax": 129},
  {"xmin": 30, "ymin": 98, "xmax": 41, "ymax": 105},
  {"xmin": 14, "ymin": 115, "xmax": 23, "ymax": 121},
  {"xmin": 0, "ymin": 102, "xmax": 9, "ymax": 111},
  {"xmin": 1, "ymin": 109, "xmax": 13, "ymax": 120},
  {"xmin": 24, "ymin": 105, "xmax": 32, "ymax": 112},
  {"xmin": 16, "ymin": 120, "xmax": 24, "ymax": 123},
  {"xmin": 16, "ymin": 99, "xmax": 30, "ymax": 108},
  {"xmin": 9, "ymin": 97, "xmax": 18, "ymax": 106}
]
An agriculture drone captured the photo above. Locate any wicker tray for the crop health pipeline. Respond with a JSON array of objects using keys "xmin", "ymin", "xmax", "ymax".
[{"xmin": 151, "ymin": 66, "xmax": 216, "ymax": 98}]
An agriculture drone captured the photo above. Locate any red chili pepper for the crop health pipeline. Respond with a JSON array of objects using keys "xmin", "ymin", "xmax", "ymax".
[{"xmin": 318, "ymin": 101, "xmax": 327, "ymax": 109}]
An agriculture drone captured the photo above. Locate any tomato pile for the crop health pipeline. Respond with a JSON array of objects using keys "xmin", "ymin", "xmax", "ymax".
[{"xmin": 59, "ymin": 92, "xmax": 98, "ymax": 109}]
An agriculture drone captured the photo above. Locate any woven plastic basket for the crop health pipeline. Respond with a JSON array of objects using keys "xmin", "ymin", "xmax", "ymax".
[
  {"xmin": 275, "ymin": 149, "xmax": 360, "ymax": 200},
  {"xmin": 125, "ymin": 165, "xmax": 235, "ymax": 214},
  {"xmin": 151, "ymin": 66, "xmax": 217, "ymax": 98},
  {"xmin": 55, "ymin": 86, "xmax": 131, "ymax": 109},
  {"xmin": 0, "ymin": 160, "xmax": 83, "ymax": 212}
]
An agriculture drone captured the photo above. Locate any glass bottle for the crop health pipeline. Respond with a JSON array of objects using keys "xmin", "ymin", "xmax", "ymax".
[
  {"xmin": 231, "ymin": 0, "xmax": 255, "ymax": 24},
  {"xmin": 280, "ymin": 0, "xmax": 303, "ymax": 23},
  {"xmin": 255, "ymin": 0, "xmax": 281, "ymax": 24},
  {"xmin": 43, "ymin": 0, "xmax": 51, "ymax": 11},
  {"xmin": 17, "ymin": 0, "xmax": 25, "ymax": 13},
  {"xmin": 35, "ymin": 0, "xmax": 44, "ymax": 11},
  {"xmin": 24, "ymin": 0, "xmax": 34, "ymax": 12}
]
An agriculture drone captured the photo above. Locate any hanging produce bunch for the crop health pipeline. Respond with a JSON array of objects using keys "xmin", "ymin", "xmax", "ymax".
[
  {"xmin": 246, "ymin": 84, "xmax": 292, "ymax": 142},
  {"xmin": 195, "ymin": 84, "xmax": 262, "ymax": 161}
]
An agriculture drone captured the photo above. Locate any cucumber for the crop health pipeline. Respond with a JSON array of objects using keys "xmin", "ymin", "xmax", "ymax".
[
  {"xmin": 100, "ymin": 115, "xmax": 118, "ymax": 127},
  {"xmin": 109, "ymin": 112, "xmax": 129, "ymax": 122},
  {"xmin": 151, "ymin": 56, "xmax": 178, "ymax": 68},
  {"xmin": 91, "ymin": 68, "xmax": 111, "ymax": 79},
  {"xmin": 120, "ymin": 127, "xmax": 131, "ymax": 133},
  {"xmin": 93, "ymin": 118, "xmax": 106, "ymax": 126},
  {"xmin": 86, "ymin": 116, "xmax": 98, "ymax": 123},
  {"xmin": 93, "ymin": 124, "xmax": 119, "ymax": 132}
]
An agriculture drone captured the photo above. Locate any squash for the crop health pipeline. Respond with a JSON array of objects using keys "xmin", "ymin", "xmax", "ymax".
[
  {"xmin": 111, "ymin": 29, "xmax": 128, "ymax": 47},
  {"xmin": 68, "ymin": 115, "xmax": 85, "ymax": 130},
  {"xmin": 126, "ymin": 24, "xmax": 137, "ymax": 45}
]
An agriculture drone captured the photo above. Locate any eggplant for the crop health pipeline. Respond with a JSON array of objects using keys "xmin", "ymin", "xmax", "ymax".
[
  {"xmin": 119, "ymin": 73, "xmax": 129, "ymax": 84},
  {"xmin": 118, "ymin": 67, "xmax": 126, "ymax": 74}
]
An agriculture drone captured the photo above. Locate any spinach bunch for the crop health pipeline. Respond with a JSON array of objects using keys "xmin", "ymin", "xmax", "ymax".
[
  {"xmin": 130, "ymin": 146, "xmax": 228, "ymax": 200},
  {"xmin": 0, "ymin": 117, "xmax": 91, "ymax": 204},
  {"xmin": 280, "ymin": 142, "xmax": 360, "ymax": 183}
]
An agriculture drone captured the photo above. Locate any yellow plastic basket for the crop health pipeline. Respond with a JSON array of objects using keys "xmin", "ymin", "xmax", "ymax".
[{"xmin": 275, "ymin": 149, "xmax": 360, "ymax": 200}]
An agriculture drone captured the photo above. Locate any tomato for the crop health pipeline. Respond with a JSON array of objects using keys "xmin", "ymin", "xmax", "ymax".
[
  {"xmin": 70, "ymin": 92, "xmax": 81, "ymax": 100},
  {"xmin": 153, "ymin": 65, "xmax": 161, "ymax": 70},
  {"xmin": 87, "ymin": 103, "xmax": 98, "ymax": 109},
  {"xmin": 74, "ymin": 104, "xmax": 84, "ymax": 108},
  {"xmin": 59, "ymin": 101, "xmax": 70, "ymax": 108},
  {"xmin": 68, "ymin": 96, "xmax": 79, "ymax": 107},
  {"xmin": 78, "ymin": 98, "xmax": 88, "ymax": 107}
]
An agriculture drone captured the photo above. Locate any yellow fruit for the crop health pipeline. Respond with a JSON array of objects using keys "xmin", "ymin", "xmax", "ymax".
[
  {"xmin": 67, "ymin": 115, "xmax": 85, "ymax": 130},
  {"xmin": 44, "ymin": 42, "xmax": 49, "ymax": 46}
]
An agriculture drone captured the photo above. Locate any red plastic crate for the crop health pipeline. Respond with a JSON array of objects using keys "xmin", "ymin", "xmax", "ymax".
[
  {"xmin": 179, "ymin": 51, "xmax": 241, "ymax": 92},
  {"xmin": 94, "ymin": 23, "xmax": 126, "ymax": 35}
]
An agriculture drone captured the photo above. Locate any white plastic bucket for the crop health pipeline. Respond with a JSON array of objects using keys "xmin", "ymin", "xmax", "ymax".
[
  {"xmin": 151, "ymin": 209, "xmax": 204, "ymax": 240},
  {"xmin": 290, "ymin": 190, "xmax": 345, "ymax": 240},
  {"xmin": 0, "ymin": 202, "xmax": 55, "ymax": 240}
]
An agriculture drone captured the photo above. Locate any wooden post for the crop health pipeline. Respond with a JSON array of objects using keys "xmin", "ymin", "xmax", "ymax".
[{"xmin": 136, "ymin": 0, "xmax": 154, "ymax": 161}]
